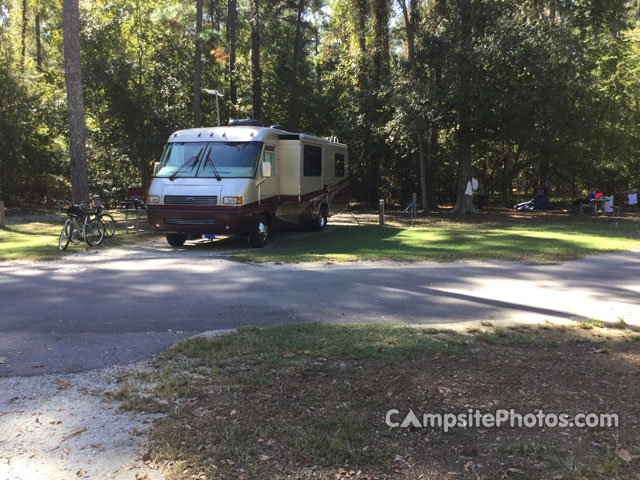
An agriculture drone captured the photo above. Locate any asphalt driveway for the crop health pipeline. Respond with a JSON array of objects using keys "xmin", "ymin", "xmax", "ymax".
[{"xmin": 1, "ymin": 239, "xmax": 638, "ymax": 376}]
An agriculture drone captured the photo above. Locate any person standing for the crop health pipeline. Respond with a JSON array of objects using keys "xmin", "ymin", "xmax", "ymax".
[{"xmin": 476, "ymin": 182, "xmax": 486, "ymax": 210}]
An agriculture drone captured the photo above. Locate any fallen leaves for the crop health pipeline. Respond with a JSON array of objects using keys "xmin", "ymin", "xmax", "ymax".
[
  {"xmin": 617, "ymin": 448, "xmax": 632, "ymax": 462},
  {"xmin": 64, "ymin": 426, "xmax": 87, "ymax": 440},
  {"xmin": 55, "ymin": 379, "xmax": 71, "ymax": 390}
]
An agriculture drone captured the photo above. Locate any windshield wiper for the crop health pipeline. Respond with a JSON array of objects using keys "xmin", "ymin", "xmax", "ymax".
[
  {"xmin": 169, "ymin": 148, "xmax": 204, "ymax": 181},
  {"xmin": 202, "ymin": 150, "xmax": 222, "ymax": 181}
]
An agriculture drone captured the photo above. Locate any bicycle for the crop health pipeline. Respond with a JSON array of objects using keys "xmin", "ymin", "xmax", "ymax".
[
  {"xmin": 58, "ymin": 204, "xmax": 105, "ymax": 250},
  {"xmin": 95, "ymin": 205, "xmax": 116, "ymax": 238}
]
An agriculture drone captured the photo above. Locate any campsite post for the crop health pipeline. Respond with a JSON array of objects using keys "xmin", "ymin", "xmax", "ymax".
[
  {"xmin": 379, "ymin": 199, "xmax": 385, "ymax": 226},
  {"xmin": 412, "ymin": 192, "xmax": 417, "ymax": 219},
  {"xmin": 0, "ymin": 201, "xmax": 5, "ymax": 227}
]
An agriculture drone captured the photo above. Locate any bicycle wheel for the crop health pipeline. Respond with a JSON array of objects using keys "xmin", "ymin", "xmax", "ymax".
[
  {"xmin": 85, "ymin": 219, "xmax": 105, "ymax": 246},
  {"xmin": 58, "ymin": 219, "xmax": 72, "ymax": 250},
  {"xmin": 100, "ymin": 214, "xmax": 116, "ymax": 238}
]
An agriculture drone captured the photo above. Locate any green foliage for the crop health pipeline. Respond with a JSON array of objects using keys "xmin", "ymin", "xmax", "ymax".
[{"xmin": 2, "ymin": 0, "xmax": 640, "ymax": 207}]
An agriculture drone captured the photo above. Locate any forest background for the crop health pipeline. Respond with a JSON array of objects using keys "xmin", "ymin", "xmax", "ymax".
[{"xmin": 1, "ymin": 0, "xmax": 639, "ymax": 212}]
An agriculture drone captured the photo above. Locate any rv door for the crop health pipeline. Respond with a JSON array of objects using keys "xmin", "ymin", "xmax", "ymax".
[{"xmin": 258, "ymin": 145, "xmax": 278, "ymax": 206}]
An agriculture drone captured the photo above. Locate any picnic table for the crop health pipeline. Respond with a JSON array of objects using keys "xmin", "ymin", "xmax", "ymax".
[
  {"xmin": 579, "ymin": 197, "xmax": 619, "ymax": 216},
  {"xmin": 590, "ymin": 198, "xmax": 607, "ymax": 216},
  {"xmin": 120, "ymin": 199, "xmax": 146, "ymax": 233}
]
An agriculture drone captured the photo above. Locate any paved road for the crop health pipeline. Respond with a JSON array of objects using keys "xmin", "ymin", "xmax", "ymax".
[{"xmin": 1, "ymin": 238, "xmax": 639, "ymax": 377}]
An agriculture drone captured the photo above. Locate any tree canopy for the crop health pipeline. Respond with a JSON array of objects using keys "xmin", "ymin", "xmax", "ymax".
[{"xmin": 1, "ymin": 0, "xmax": 639, "ymax": 208}]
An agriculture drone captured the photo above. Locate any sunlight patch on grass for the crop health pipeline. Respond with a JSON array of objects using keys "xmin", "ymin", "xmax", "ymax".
[
  {"xmin": 0, "ymin": 217, "xmax": 158, "ymax": 261},
  {"xmin": 232, "ymin": 221, "xmax": 640, "ymax": 263}
]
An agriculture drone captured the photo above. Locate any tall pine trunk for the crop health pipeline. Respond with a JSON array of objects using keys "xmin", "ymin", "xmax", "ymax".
[
  {"xmin": 353, "ymin": 0, "xmax": 368, "ymax": 204},
  {"xmin": 451, "ymin": 0, "xmax": 476, "ymax": 214},
  {"xmin": 399, "ymin": 0, "xmax": 430, "ymax": 213},
  {"xmin": 287, "ymin": 0, "xmax": 306, "ymax": 131},
  {"xmin": 227, "ymin": 0, "xmax": 237, "ymax": 111},
  {"xmin": 21, "ymin": 0, "xmax": 27, "ymax": 66},
  {"xmin": 62, "ymin": 0, "xmax": 89, "ymax": 205},
  {"xmin": 35, "ymin": 11, "xmax": 42, "ymax": 71},
  {"xmin": 250, "ymin": 0, "xmax": 262, "ymax": 121},
  {"xmin": 194, "ymin": 0, "xmax": 202, "ymax": 127},
  {"xmin": 426, "ymin": 125, "xmax": 439, "ymax": 209},
  {"xmin": 369, "ymin": 0, "xmax": 389, "ymax": 206}
]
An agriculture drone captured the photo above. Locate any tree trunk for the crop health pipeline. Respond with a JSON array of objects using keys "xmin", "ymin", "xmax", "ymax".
[
  {"xmin": 35, "ymin": 11, "xmax": 41, "ymax": 71},
  {"xmin": 62, "ymin": 0, "xmax": 89, "ymax": 205},
  {"xmin": 353, "ymin": 0, "xmax": 367, "ymax": 55},
  {"xmin": 425, "ymin": 0, "xmax": 446, "ymax": 210},
  {"xmin": 287, "ymin": 0, "xmax": 306, "ymax": 131},
  {"xmin": 227, "ymin": 0, "xmax": 237, "ymax": 110},
  {"xmin": 368, "ymin": 0, "xmax": 389, "ymax": 206},
  {"xmin": 250, "ymin": 0, "xmax": 262, "ymax": 121},
  {"xmin": 417, "ymin": 133, "xmax": 428, "ymax": 211},
  {"xmin": 451, "ymin": 0, "xmax": 476, "ymax": 214},
  {"xmin": 21, "ymin": 0, "xmax": 27, "ymax": 66},
  {"xmin": 426, "ymin": 126, "xmax": 439, "ymax": 209},
  {"xmin": 372, "ymin": 0, "xmax": 390, "ymax": 85},
  {"xmin": 399, "ymin": 0, "xmax": 430, "ymax": 212},
  {"xmin": 314, "ymin": 26, "xmax": 321, "ymax": 91},
  {"xmin": 194, "ymin": 0, "xmax": 202, "ymax": 127}
]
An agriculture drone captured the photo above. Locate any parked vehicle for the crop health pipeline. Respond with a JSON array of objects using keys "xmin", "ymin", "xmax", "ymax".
[{"xmin": 146, "ymin": 120, "xmax": 349, "ymax": 247}]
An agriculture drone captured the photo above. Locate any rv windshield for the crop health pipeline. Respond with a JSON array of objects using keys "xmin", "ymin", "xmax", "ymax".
[{"xmin": 155, "ymin": 141, "xmax": 262, "ymax": 179}]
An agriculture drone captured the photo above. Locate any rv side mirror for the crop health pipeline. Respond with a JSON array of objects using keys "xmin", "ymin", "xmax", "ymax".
[
  {"xmin": 261, "ymin": 162, "xmax": 272, "ymax": 178},
  {"xmin": 153, "ymin": 162, "xmax": 160, "ymax": 176}
]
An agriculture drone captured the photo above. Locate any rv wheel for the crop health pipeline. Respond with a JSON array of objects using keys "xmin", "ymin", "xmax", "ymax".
[
  {"xmin": 166, "ymin": 233, "xmax": 187, "ymax": 247},
  {"xmin": 249, "ymin": 214, "xmax": 269, "ymax": 248},
  {"xmin": 310, "ymin": 205, "xmax": 328, "ymax": 231}
]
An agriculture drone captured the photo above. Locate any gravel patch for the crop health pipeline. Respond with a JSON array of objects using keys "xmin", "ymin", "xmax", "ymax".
[{"xmin": 0, "ymin": 364, "xmax": 165, "ymax": 479}]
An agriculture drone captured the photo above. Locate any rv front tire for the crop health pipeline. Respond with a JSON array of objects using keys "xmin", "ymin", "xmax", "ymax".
[
  {"xmin": 166, "ymin": 233, "xmax": 187, "ymax": 247},
  {"xmin": 249, "ymin": 214, "xmax": 269, "ymax": 248}
]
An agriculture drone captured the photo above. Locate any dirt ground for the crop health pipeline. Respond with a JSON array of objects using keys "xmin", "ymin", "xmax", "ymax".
[
  {"xmin": 341, "ymin": 204, "xmax": 639, "ymax": 228},
  {"xmin": 132, "ymin": 325, "xmax": 640, "ymax": 480}
]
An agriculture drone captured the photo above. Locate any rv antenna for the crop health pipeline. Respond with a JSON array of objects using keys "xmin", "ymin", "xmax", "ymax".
[{"xmin": 202, "ymin": 88, "xmax": 224, "ymax": 127}]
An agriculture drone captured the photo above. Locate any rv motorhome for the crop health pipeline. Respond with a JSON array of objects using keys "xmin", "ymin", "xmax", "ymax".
[{"xmin": 146, "ymin": 120, "xmax": 349, "ymax": 247}]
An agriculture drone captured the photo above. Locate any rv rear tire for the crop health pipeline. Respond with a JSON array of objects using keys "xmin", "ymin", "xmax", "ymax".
[
  {"xmin": 249, "ymin": 214, "xmax": 269, "ymax": 248},
  {"xmin": 166, "ymin": 233, "xmax": 187, "ymax": 247},
  {"xmin": 309, "ymin": 204, "xmax": 328, "ymax": 231}
]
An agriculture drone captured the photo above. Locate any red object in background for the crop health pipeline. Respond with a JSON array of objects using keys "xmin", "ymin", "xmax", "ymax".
[
  {"xmin": 594, "ymin": 192, "xmax": 603, "ymax": 199},
  {"xmin": 127, "ymin": 187, "xmax": 145, "ymax": 201}
]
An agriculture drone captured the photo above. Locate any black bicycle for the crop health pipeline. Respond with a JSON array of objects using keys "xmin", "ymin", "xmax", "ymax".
[
  {"xmin": 95, "ymin": 205, "xmax": 116, "ymax": 238},
  {"xmin": 58, "ymin": 204, "xmax": 105, "ymax": 250}
]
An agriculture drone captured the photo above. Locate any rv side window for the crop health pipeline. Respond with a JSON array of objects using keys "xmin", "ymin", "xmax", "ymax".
[
  {"xmin": 303, "ymin": 145, "xmax": 322, "ymax": 177},
  {"xmin": 334, "ymin": 153, "xmax": 345, "ymax": 177},
  {"xmin": 264, "ymin": 146, "xmax": 275, "ymax": 175}
]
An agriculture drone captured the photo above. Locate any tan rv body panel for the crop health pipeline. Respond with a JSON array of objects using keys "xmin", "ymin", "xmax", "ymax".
[{"xmin": 147, "ymin": 126, "xmax": 349, "ymax": 237}]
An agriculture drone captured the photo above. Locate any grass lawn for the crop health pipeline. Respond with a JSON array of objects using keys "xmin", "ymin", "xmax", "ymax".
[
  {"xmin": 113, "ymin": 322, "xmax": 640, "ymax": 479},
  {"xmin": 232, "ymin": 216, "xmax": 640, "ymax": 263},
  {"xmin": 0, "ymin": 211, "xmax": 158, "ymax": 261}
]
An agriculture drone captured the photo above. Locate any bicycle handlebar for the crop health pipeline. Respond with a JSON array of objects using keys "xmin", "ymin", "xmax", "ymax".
[{"xmin": 67, "ymin": 204, "xmax": 98, "ymax": 217}]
